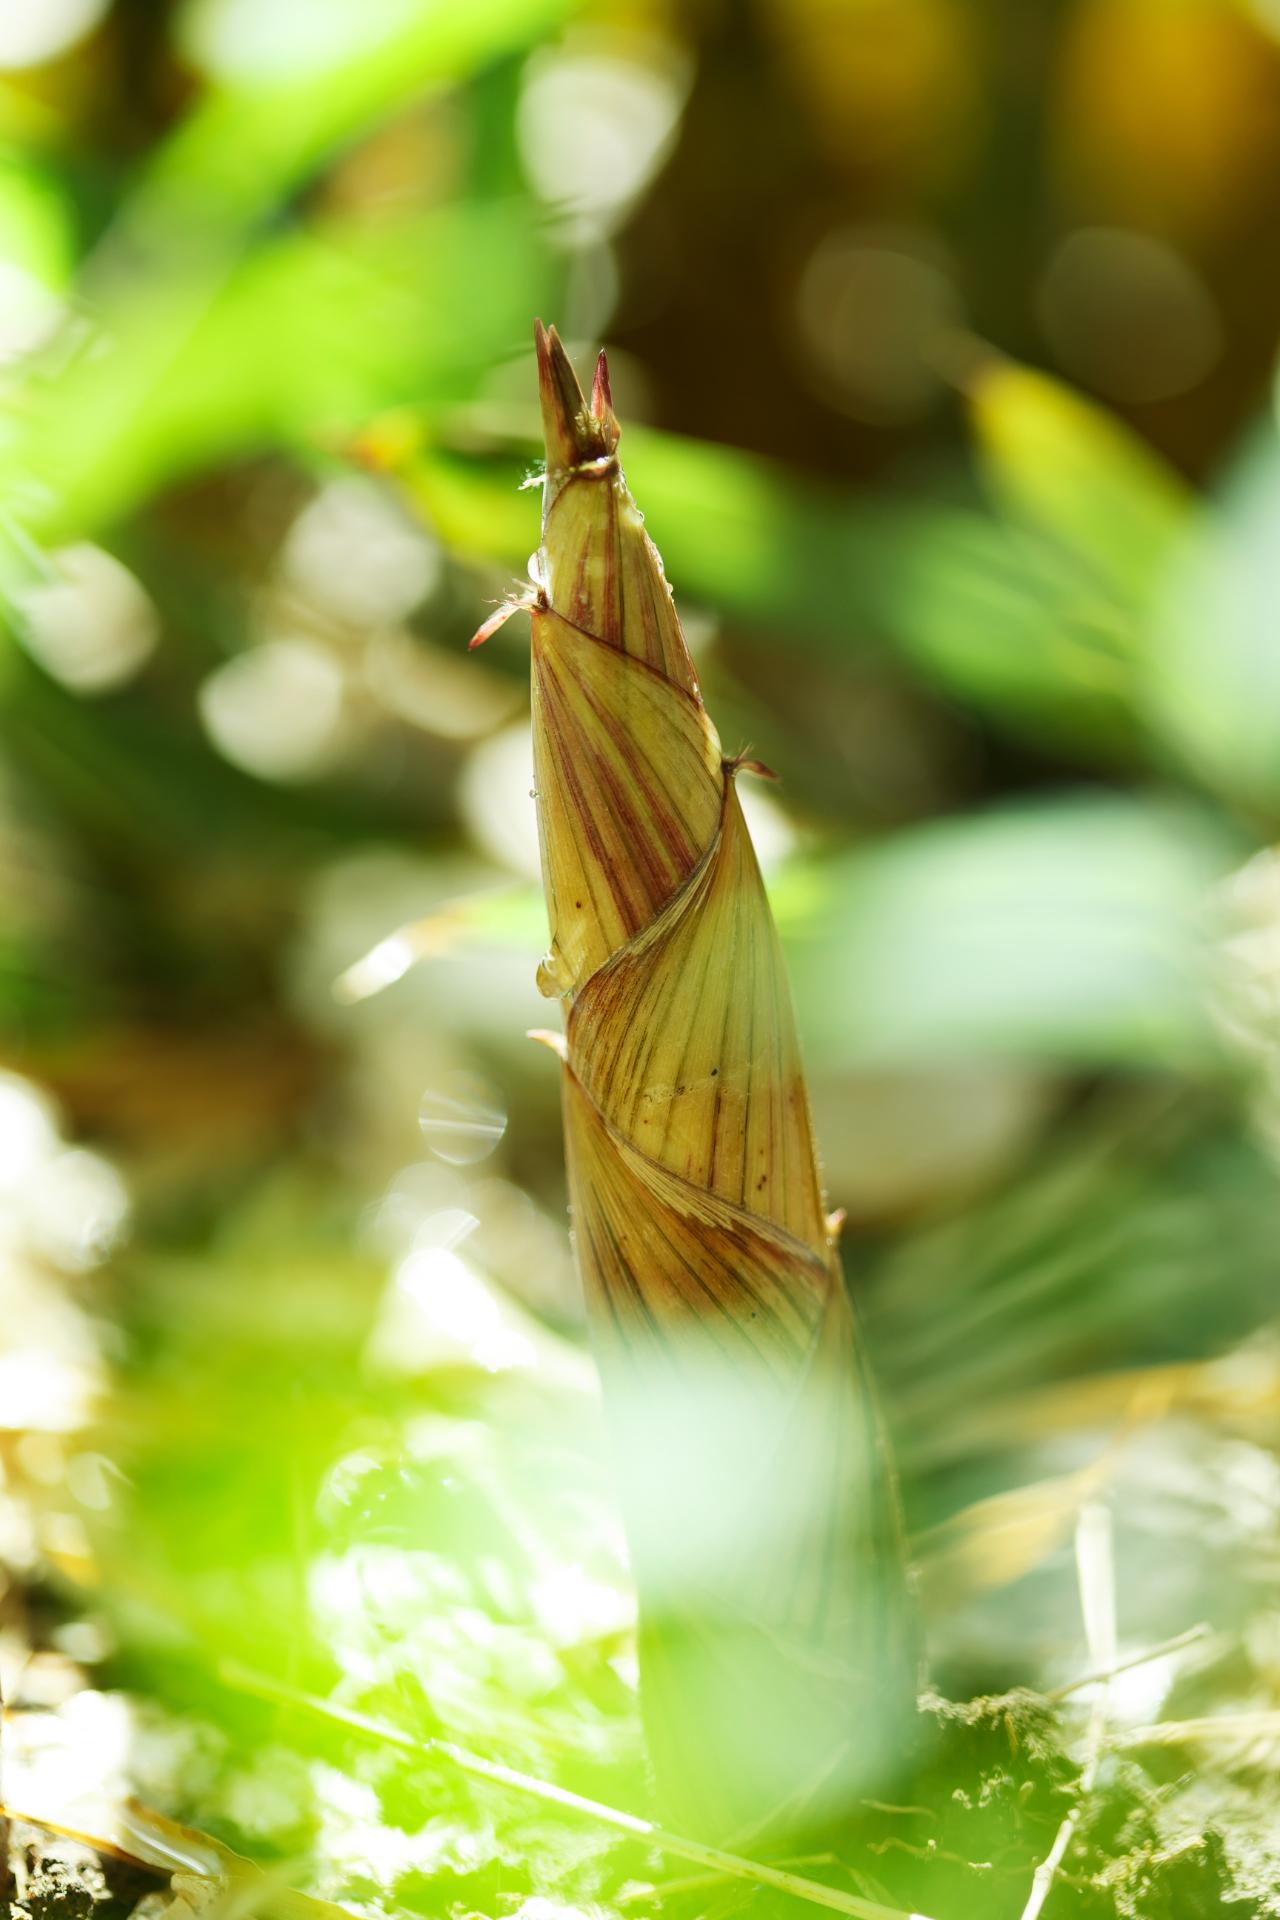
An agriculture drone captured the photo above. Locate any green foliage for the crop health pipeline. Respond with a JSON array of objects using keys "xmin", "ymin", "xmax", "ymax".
[
  {"xmin": 787, "ymin": 793, "xmax": 1239, "ymax": 1071},
  {"xmin": 1140, "ymin": 420, "xmax": 1280, "ymax": 816},
  {"xmin": 4, "ymin": 2, "xmax": 1280, "ymax": 1916}
]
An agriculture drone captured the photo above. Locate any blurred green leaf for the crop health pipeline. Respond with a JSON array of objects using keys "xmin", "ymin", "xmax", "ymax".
[
  {"xmin": 873, "ymin": 507, "xmax": 1140, "ymax": 757},
  {"xmin": 160, "ymin": 0, "xmax": 569, "ymax": 227},
  {"xmin": 621, "ymin": 427, "xmax": 900, "ymax": 640},
  {"xmin": 1140, "ymin": 419, "xmax": 1280, "ymax": 819},
  {"xmin": 0, "ymin": 154, "xmax": 74, "ymax": 293},
  {"xmin": 0, "ymin": 0, "xmax": 567, "ymax": 556},
  {"xmin": 3, "ymin": 203, "xmax": 555, "ymax": 547},
  {"xmin": 968, "ymin": 360, "xmax": 1193, "ymax": 608},
  {"xmin": 874, "ymin": 1094, "xmax": 1280, "ymax": 1476},
  {"xmin": 784, "ymin": 793, "xmax": 1238, "ymax": 1071}
]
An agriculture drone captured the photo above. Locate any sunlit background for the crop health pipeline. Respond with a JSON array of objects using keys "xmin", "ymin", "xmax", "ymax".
[{"xmin": 4, "ymin": 0, "xmax": 1280, "ymax": 1913}]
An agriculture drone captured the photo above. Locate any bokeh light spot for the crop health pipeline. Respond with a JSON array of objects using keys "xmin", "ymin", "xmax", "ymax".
[
  {"xmin": 517, "ymin": 34, "xmax": 690, "ymax": 241},
  {"xmin": 796, "ymin": 224, "xmax": 961, "ymax": 424},
  {"xmin": 460, "ymin": 721, "xmax": 541, "ymax": 877},
  {"xmin": 419, "ymin": 1072, "xmax": 507, "ymax": 1166},
  {"xmin": 0, "ymin": 0, "xmax": 108, "ymax": 69},
  {"xmin": 199, "ymin": 637, "xmax": 347, "ymax": 782},
  {"xmin": 26, "ymin": 1148, "xmax": 130, "ymax": 1271},
  {"xmin": 15, "ymin": 544, "xmax": 159, "ymax": 694},
  {"xmin": 180, "ymin": 0, "xmax": 417, "ymax": 82},
  {"xmin": 284, "ymin": 476, "xmax": 441, "ymax": 627},
  {"xmin": 1036, "ymin": 226, "xmax": 1221, "ymax": 404}
]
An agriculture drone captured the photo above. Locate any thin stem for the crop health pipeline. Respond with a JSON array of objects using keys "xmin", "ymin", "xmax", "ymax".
[
  {"xmin": 1111, "ymin": 1712, "xmax": 1280, "ymax": 1750},
  {"xmin": 220, "ymin": 1664, "xmax": 940, "ymax": 1920},
  {"xmin": 1042, "ymin": 1623, "xmax": 1210, "ymax": 1704}
]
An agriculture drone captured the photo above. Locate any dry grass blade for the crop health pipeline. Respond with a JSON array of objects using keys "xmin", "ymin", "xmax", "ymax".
[
  {"xmin": 1, "ymin": 1674, "xmax": 10, "ymax": 1913},
  {"xmin": 1110, "ymin": 1713, "xmax": 1280, "ymax": 1751},
  {"xmin": 1042, "ymin": 1623, "xmax": 1212, "ymax": 1704},
  {"xmin": 1018, "ymin": 1502, "xmax": 1115, "ymax": 1920},
  {"xmin": 493, "ymin": 321, "xmax": 916, "ymax": 1840},
  {"xmin": 330, "ymin": 886, "xmax": 531, "ymax": 1003},
  {"xmin": 0, "ymin": 1799, "xmax": 350, "ymax": 1920},
  {"xmin": 915, "ymin": 1454, "xmax": 1113, "ymax": 1605}
]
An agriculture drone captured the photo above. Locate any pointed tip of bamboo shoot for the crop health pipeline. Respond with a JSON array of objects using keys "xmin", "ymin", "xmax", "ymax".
[
  {"xmin": 591, "ymin": 350, "xmax": 620, "ymax": 448},
  {"xmin": 535, "ymin": 319, "xmax": 610, "ymax": 473},
  {"xmin": 535, "ymin": 334, "xmax": 699, "ymax": 694}
]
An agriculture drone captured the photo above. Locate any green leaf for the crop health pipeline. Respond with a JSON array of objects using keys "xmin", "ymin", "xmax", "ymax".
[
  {"xmin": 0, "ymin": 154, "xmax": 74, "ymax": 292},
  {"xmin": 968, "ymin": 360, "xmax": 1192, "ymax": 607},
  {"xmin": 0, "ymin": 0, "xmax": 567, "ymax": 549},
  {"xmin": 5, "ymin": 203, "xmax": 555, "ymax": 544},
  {"xmin": 783, "ymin": 794, "xmax": 1238, "ymax": 1071},
  {"xmin": 1140, "ymin": 419, "xmax": 1280, "ymax": 818},
  {"xmin": 621, "ymin": 428, "xmax": 901, "ymax": 641},
  {"xmin": 162, "ymin": 0, "xmax": 569, "ymax": 226},
  {"xmin": 874, "ymin": 1096, "xmax": 1280, "ymax": 1469},
  {"xmin": 873, "ymin": 506, "xmax": 1140, "ymax": 758}
]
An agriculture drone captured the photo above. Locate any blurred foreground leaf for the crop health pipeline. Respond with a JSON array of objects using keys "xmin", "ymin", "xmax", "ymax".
[
  {"xmin": 2, "ymin": 204, "xmax": 554, "ymax": 550},
  {"xmin": 875, "ymin": 1094, "xmax": 1280, "ymax": 1478},
  {"xmin": 1140, "ymin": 419, "xmax": 1280, "ymax": 820},
  {"xmin": 166, "ymin": 0, "xmax": 567, "ymax": 225},
  {"xmin": 785, "ymin": 793, "xmax": 1237, "ymax": 1071},
  {"xmin": 871, "ymin": 507, "xmax": 1140, "ymax": 756}
]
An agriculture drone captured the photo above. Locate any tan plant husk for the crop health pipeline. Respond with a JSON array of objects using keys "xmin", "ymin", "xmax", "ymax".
[{"xmin": 484, "ymin": 324, "xmax": 917, "ymax": 1844}]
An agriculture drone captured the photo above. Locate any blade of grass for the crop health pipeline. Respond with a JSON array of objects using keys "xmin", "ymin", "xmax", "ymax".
[
  {"xmin": 220, "ymin": 1663, "xmax": 941, "ymax": 1920},
  {"xmin": 1043, "ymin": 1623, "xmax": 1212, "ymax": 1703},
  {"xmin": 1111, "ymin": 1713, "xmax": 1280, "ymax": 1750},
  {"xmin": 1018, "ymin": 1503, "xmax": 1115, "ymax": 1920}
]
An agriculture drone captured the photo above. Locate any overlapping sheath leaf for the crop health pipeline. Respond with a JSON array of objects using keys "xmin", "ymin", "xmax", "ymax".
[{"xmin": 522, "ymin": 323, "xmax": 915, "ymax": 1842}]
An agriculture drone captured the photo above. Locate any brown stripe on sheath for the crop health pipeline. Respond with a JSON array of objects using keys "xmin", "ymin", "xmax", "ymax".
[
  {"xmin": 531, "ymin": 606, "xmax": 722, "ymax": 995},
  {"xmin": 568, "ymin": 784, "xmax": 828, "ymax": 1255}
]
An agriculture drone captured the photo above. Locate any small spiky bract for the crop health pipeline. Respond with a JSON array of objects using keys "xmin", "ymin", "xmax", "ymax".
[{"xmin": 500, "ymin": 323, "xmax": 916, "ymax": 1843}]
